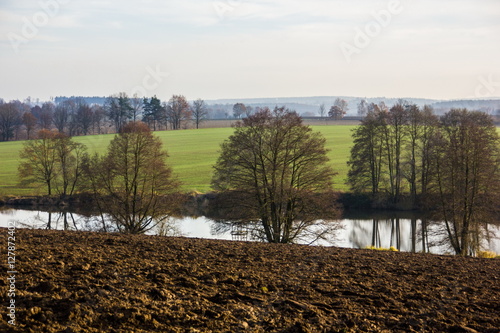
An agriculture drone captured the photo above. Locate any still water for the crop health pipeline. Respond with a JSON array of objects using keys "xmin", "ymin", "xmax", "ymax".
[{"xmin": 1, "ymin": 208, "xmax": 499, "ymax": 255}]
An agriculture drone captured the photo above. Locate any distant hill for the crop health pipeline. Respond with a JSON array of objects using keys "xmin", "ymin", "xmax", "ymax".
[
  {"xmin": 430, "ymin": 99, "xmax": 500, "ymax": 114},
  {"xmin": 204, "ymin": 96, "xmax": 440, "ymax": 116}
]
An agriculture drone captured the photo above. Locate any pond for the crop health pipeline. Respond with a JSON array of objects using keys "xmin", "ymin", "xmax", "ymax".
[{"xmin": 1, "ymin": 207, "xmax": 499, "ymax": 255}]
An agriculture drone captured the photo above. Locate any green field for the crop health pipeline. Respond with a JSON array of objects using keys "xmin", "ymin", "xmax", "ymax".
[{"xmin": 0, "ymin": 126, "xmax": 356, "ymax": 196}]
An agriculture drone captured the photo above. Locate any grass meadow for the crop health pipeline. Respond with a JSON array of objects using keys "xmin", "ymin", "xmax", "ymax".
[{"xmin": 0, "ymin": 126, "xmax": 356, "ymax": 196}]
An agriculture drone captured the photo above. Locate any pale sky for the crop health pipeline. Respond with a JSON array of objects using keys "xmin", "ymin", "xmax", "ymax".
[{"xmin": 1, "ymin": 0, "xmax": 500, "ymax": 102}]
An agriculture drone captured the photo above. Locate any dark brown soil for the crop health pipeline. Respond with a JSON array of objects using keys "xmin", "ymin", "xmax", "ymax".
[{"xmin": 1, "ymin": 228, "xmax": 499, "ymax": 332}]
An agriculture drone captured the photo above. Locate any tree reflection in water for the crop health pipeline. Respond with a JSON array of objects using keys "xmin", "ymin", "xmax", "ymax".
[
  {"xmin": 348, "ymin": 217, "xmax": 498, "ymax": 255},
  {"xmin": 210, "ymin": 219, "xmax": 342, "ymax": 245},
  {"xmin": 1, "ymin": 208, "xmax": 498, "ymax": 255}
]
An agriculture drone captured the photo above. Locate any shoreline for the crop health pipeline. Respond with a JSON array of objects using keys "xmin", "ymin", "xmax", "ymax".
[{"xmin": 0, "ymin": 191, "xmax": 428, "ymax": 213}]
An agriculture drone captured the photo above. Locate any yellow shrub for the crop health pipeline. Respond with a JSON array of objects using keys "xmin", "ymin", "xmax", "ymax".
[
  {"xmin": 477, "ymin": 251, "xmax": 497, "ymax": 259},
  {"xmin": 365, "ymin": 246, "xmax": 399, "ymax": 252}
]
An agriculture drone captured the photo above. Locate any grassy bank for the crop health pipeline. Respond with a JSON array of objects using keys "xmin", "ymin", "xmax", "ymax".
[{"xmin": 0, "ymin": 126, "xmax": 355, "ymax": 196}]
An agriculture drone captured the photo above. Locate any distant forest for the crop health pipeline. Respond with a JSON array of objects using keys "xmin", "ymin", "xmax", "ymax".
[
  {"xmin": 0, "ymin": 93, "xmax": 499, "ymax": 142},
  {"xmin": 53, "ymin": 95, "xmax": 500, "ymax": 117}
]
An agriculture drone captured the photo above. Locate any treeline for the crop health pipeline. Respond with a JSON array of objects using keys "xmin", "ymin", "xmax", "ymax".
[
  {"xmin": 0, "ymin": 94, "xmax": 207, "ymax": 141},
  {"xmin": 1, "ymin": 93, "xmax": 293, "ymax": 142},
  {"xmin": 14, "ymin": 105, "xmax": 500, "ymax": 253},
  {"xmin": 17, "ymin": 122, "xmax": 182, "ymax": 234},
  {"xmin": 348, "ymin": 102, "xmax": 500, "ymax": 255}
]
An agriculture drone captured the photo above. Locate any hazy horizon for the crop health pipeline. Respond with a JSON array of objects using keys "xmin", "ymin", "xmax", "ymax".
[{"xmin": 1, "ymin": 0, "xmax": 499, "ymax": 102}]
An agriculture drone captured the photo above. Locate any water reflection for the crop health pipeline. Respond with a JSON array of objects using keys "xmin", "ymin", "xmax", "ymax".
[
  {"xmin": 348, "ymin": 218, "xmax": 435, "ymax": 253},
  {"xmin": 1, "ymin": 208, "xmax": 498, "ymax": 255}
]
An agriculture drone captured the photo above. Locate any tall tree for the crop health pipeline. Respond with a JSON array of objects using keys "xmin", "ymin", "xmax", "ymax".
[
  {"xmin": 105, "ymin": 93, "xmax": 133, "ymax": 132},
  {"xmin": 166, "ymin": 95, "xmax": 191, "ymax": 130},
  {"xmin": 347, "ymin": 106, "xmax": 386, "ymax": 196},
  {"xmin": 75, "ymin": 103, "xmax": 94, "ymax": 135},
  {"xmin": 418, "ymin": 106, "xmax": 439, "ymax": 196},
  {"xmin": 382, "ymin": 102, "xmax": 409, "ymax": 203},
  {"xmin": 18, "ymin": 129, "xmax": 87, "ymax": 196},
  {"xmin": 130, "ymin": 94, "xmax": 143, "ymax": 122},
  {"xmin": 91, "ymin": 105, "xmax": 107, "ymax": 134},
  {"xmin": 18, "ymin": 130, "xmax": 59, "ymax": 195},
  {"xmin": 192, "ymin": 99, "xmax": 208, "ymax": 129},
  {"xmin": 39, "ymin": 102, "xmax": 55, "ymax": 130},
  {"xmin": 83, "ymin": 122, "xmax": 180, "ymax": 234},
  {"xmin": 142, "ymin": 96, "xmax": 164, "ymax": 131},
  {"xmin": 22, "ymin": 111, "xmax": 37, "ymax": 140},
  {"xmin": 53, "ymin": 101, "xmax": 71, "ymax": 133},
  {"xmin": 357, "ymin": 99, "xmax": 368, "ymax": 117},
  {"xmin": 328, "ymin": 98, "xmax": 349, "ymax": 120},
  {"xmin": 0, "ymin": 102, "xmax": 22, "ymax": 141},
  {"xmin": 53, "ymin": 133, "xmax": 87, "ymax": 196},
  {"xmin": 212, "ymin": 107, "xmax": 338, "ymax": 243},
  {"xmin": 233, "ymin": 103, "xmax": 247, "ymax": 119},
  {"xmin": 433, "ymin": 109, "xmax": 500, "ymax": 255},
  {"xmin": 404, "ymin": 104, "xmax": 421, "ymax": 204}
]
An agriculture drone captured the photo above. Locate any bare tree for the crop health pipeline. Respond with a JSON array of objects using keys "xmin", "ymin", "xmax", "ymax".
[
  {"xmin": 192, "ymin": 99, "xmax": 208, "ymax": 129},
  {"xmin": 166, "ymin": 95, "xmax": 191, "ymax": 130},
  {"xmin": 18, "ymin": 129, "xmax": 59, "ymax": 195},
  {"xmin": 318, "ymin": 103, "xmax": 326, "ymax": 118},
  {"xmin": 75, "ymin": 103, "xmax": 94, "ymax": 135},
  {"xmin": 0, "ymin": 102, "xmax": 22, "ymax": 141},
  {"xmin": 91, "ymin": 105, "xmax": 106, "ymax": 134},
  {"xmin": 22, "ymin": 111, "xmax": 37, "ymax": 139},
  {"xmin": 82, "ymin": 122, "xmax": 180, "ymax": 234},
  {"xmin": 244, "ymin": 105, "xmax": 254, "ymax": 117},
  {"xmin": 53, "ymin": 101, "xmax": 71, "ymax": 133},
  {"xmin": 130, "ymin": 94, "xmax": 143, "ymax": 122},
  {"xmin": 18, "ymin": 129, "xmax": 87, "ymax": 196},
  {"xmin": 232, "ymin": 103, "xmax": 247, "ymax": 119},
  {"xmin": 417, "ymin": 105, "xmax": 439, "ymax": 196},
  {"xmin": 433, "ymin": 109, "xmax": 500, "ymax": 256},
  {"xmin": 357, "ymin": 99, "xmax": 368, "ymax": 117},
  {"xmin": 328, "ymin": 98, "xmax": 349, "ymax": 120},
  {"xmin": 347, "ymin": 105, "xmax": 386, "ymax": 196},
  {"xmin": 212, "ymin": 107, "xmax": 339, "ymax": 244},
  {"xmin": 53, "ymin": 133, "xmax": 87, "ymax": 196},
  {"xmin": 382, "ymin": 102, "xmax": 409, "ymax": 203},
  {"xmin": 40, "ymin": 102, "xmax": 55, "ymax": 130}
]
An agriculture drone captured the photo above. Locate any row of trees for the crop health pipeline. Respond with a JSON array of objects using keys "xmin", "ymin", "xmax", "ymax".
[
  {"xmin": 1, "ymin": 95, "xmax": 352, "ymax": 142},
  {"xmin": 18, "ymin": 108, "xmax": 339, "ymax": 243},
  {"xmin": 348, "ymin": 102, "xmax": 500, "ymax": 255},
  {"xmin": 18, "ymin": 123, "xmax": 180, "ymax": 234},
  {"xmin": 0, "ymin": 94, "xmax": 211, "ymax": 142},
  {"xmin": 317, "ymin": 98, "xmax": 350, "ymax": 120},
  {"xmin": 0, "ymin": 98, "xmax": 108, "ymax": 142},
  {"xmin": 17, "ymin": 105, "xmax": 499, "ymax": 254}
]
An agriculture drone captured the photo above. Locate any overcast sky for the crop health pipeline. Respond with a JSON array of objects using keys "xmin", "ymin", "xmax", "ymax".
[{"xmin": 1, "ymin": 0, "xmax": 500, "ymax": 102}]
